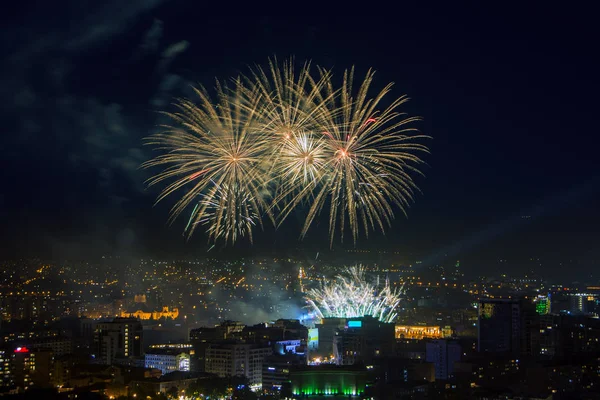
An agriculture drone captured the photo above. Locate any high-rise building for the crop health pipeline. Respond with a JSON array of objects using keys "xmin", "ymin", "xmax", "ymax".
[
  {"xmin": 94, "ymin": 318, "xmax": 143, "ymax": 365},
  {"xmin": 11, "ymin": 347, "xmax": 54, "ymax": 389},
  {"xmin": 478, "ymin": 299, "xmax": 521, "ymax": 355},
  {"xmin": 478, "ymin": 298, "xmax": 540, "ymax": 358},
  {"xmin": 425, "ymin": 339, "xmax": 461, "ymax": 380},
  {"xmin": 568, "ymin": 292, "xmax": 599, "ymax": 315},
  {"xmin": 0, "ymin": 349, "xmax": 13, "ymax": 388},
  {"xmin": 333, "ymin": 316, "xmax": 395, "ymax": 366},
  {"xmin": 534, "ymin": 294, "xmax": 551, "ymax": 315},
  {"xmin": 570, "ymin": 293, "xmax": 586, "ymax": 314},
  {"xmin": 204, "ymin": 343, "xmax": 272, "ymax": 387},
  {"xmin": 520, "ymin": 301, "xmax": 541, "ymax": 358},
  {"xmin": 539, "ymin": 314, "xmax": 560, "ymax": 359}
]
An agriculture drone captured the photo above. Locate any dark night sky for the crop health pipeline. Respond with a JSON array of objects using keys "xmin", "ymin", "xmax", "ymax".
[{"xmin": 2, "ymin": 3, "xmax": 599, "ymax": 277}]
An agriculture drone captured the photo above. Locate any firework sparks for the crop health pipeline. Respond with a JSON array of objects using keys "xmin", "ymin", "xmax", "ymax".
[
  {"xmin": 305, "ymin": 265, "xmax": 402, "ymax": 323},
  {"xmin": 190, "ymin": 181, "xmax": 260, "ymax": 244},
  {"xmin": 244, "ymin": 58, "xmax": 331, "ymax": 145}
]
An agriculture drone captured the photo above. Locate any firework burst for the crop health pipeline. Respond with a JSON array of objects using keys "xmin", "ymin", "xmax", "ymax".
[
  {"xmin": 144, "ymin": 59, "xmax": 429, "ymax": 246},
  {"xmin": 291, "ymin": 67, "xmax": 430, "ymax": 246},
  {"xmin": 305, "ymin": 265, "xmax": 402, "ymax": 323},
  {"xmin": 143, "ymin": 79, "xmax": 272, "ymax": 244}
]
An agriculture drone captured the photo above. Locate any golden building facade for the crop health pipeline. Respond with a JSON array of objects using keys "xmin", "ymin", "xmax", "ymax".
[
  {"xmin": 120, "ymin": 306, "xmax": 179, "ymax": 320},
  {"xmin": 395, "ymin": 325, "xmax": 453, "ymax": 340}
]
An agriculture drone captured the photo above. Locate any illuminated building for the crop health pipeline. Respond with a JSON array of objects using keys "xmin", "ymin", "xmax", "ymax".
[
  {"xmin": 307, "ymin": 328, "xmax": 319, "ymax": 352},
  {"xmin": 204, "ymin": 343, "xmax": 272, "ymax": 386},
  {"xmin": 534, "ymin": 294, "xmax": 551, "ymax": 315},
  {"xmin": 395, "ymin": 325, "xmax": 453, "ymax": 340},
  {"xmin": 133, "ymin": 294, "xmax": 147, "ymax": 303},
  {"xmin": 567, "ymin": 292, "xmax": 599, "ymax": 315},
  {"xmin": 0, "ymin": 349, "xmax": 13, "ymax": 387},
  {"xmin": 119, "ymin": 306, "xmax": 179, "ymax": 320},
  {"xmin": 571, "ymin": 294, "xmax": 585, "ymax": 314},
  {"xmin": 290, "ymin": 365, "xmax": 367, "ymax": 397},
  {"xmin": 148, "ymin": 343, "xmax": 194, "ymax": 351},
  {"xmin": 94, "ymin": 318, "xmax": 143, "ymax": 365},
  {"xmin": 425, "ymin": 339, "xmax": 461, "ymax": 380},
  {"xmin": 274, "ymin": 339, "xmax": 302, "ymax": 355},
  {"xmin": 144, "ymin": 350, "xmax": 190, "ymax": 375},
  {"xmin": 332, "ymin": 316, "xmax": 395, "ymax": 366}
]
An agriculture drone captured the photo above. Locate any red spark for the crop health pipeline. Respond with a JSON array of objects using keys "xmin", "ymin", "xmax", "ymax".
[{"xmin": 188, "ymin": 169, "xmax": 209, "ymax": 181}]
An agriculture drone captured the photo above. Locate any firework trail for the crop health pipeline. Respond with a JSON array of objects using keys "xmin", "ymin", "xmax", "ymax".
[{"xmin": 305, "ymin": 265, "xmax": 403, "ymax": 323}]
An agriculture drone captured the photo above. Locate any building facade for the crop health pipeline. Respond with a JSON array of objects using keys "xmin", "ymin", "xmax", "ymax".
[
  {"xmin": 204, "ymin": 343, "xmax": 272, "ymax": 387},
  {"xmin": 0, "ymin": 349, "xmax": 12, "ymax": 388},
  {"xmin": 145, "ymin": 350, "xmax": 190, "ymax": 375},
  {"xmin": 425, "ymin": 339, "xmax": 461, "ymax": 380},
  {"xmin": 11, "ymin": 347, "xmax": 54, "ymax": 389},
  {"xmin": 94, "ymin": 318, "xmax": 143, "ymax": 365},
  {"xmin": 333, "ymin": 317, "xmax": 395, "ymax": 366},
  {"xmin": 478, "ymin": 299, "xmax": 521, "ymax": 355}
]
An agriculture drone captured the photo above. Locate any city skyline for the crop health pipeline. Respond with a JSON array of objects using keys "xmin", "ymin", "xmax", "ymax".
[{"xmin": 1, "ymin": 5, "xmax": 599, "ymax": 397}]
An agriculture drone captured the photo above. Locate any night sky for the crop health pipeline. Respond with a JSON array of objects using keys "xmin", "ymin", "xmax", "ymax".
[{"xmin": 2, "ymin": 4, "xmax": 599, "ymax": 278}]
